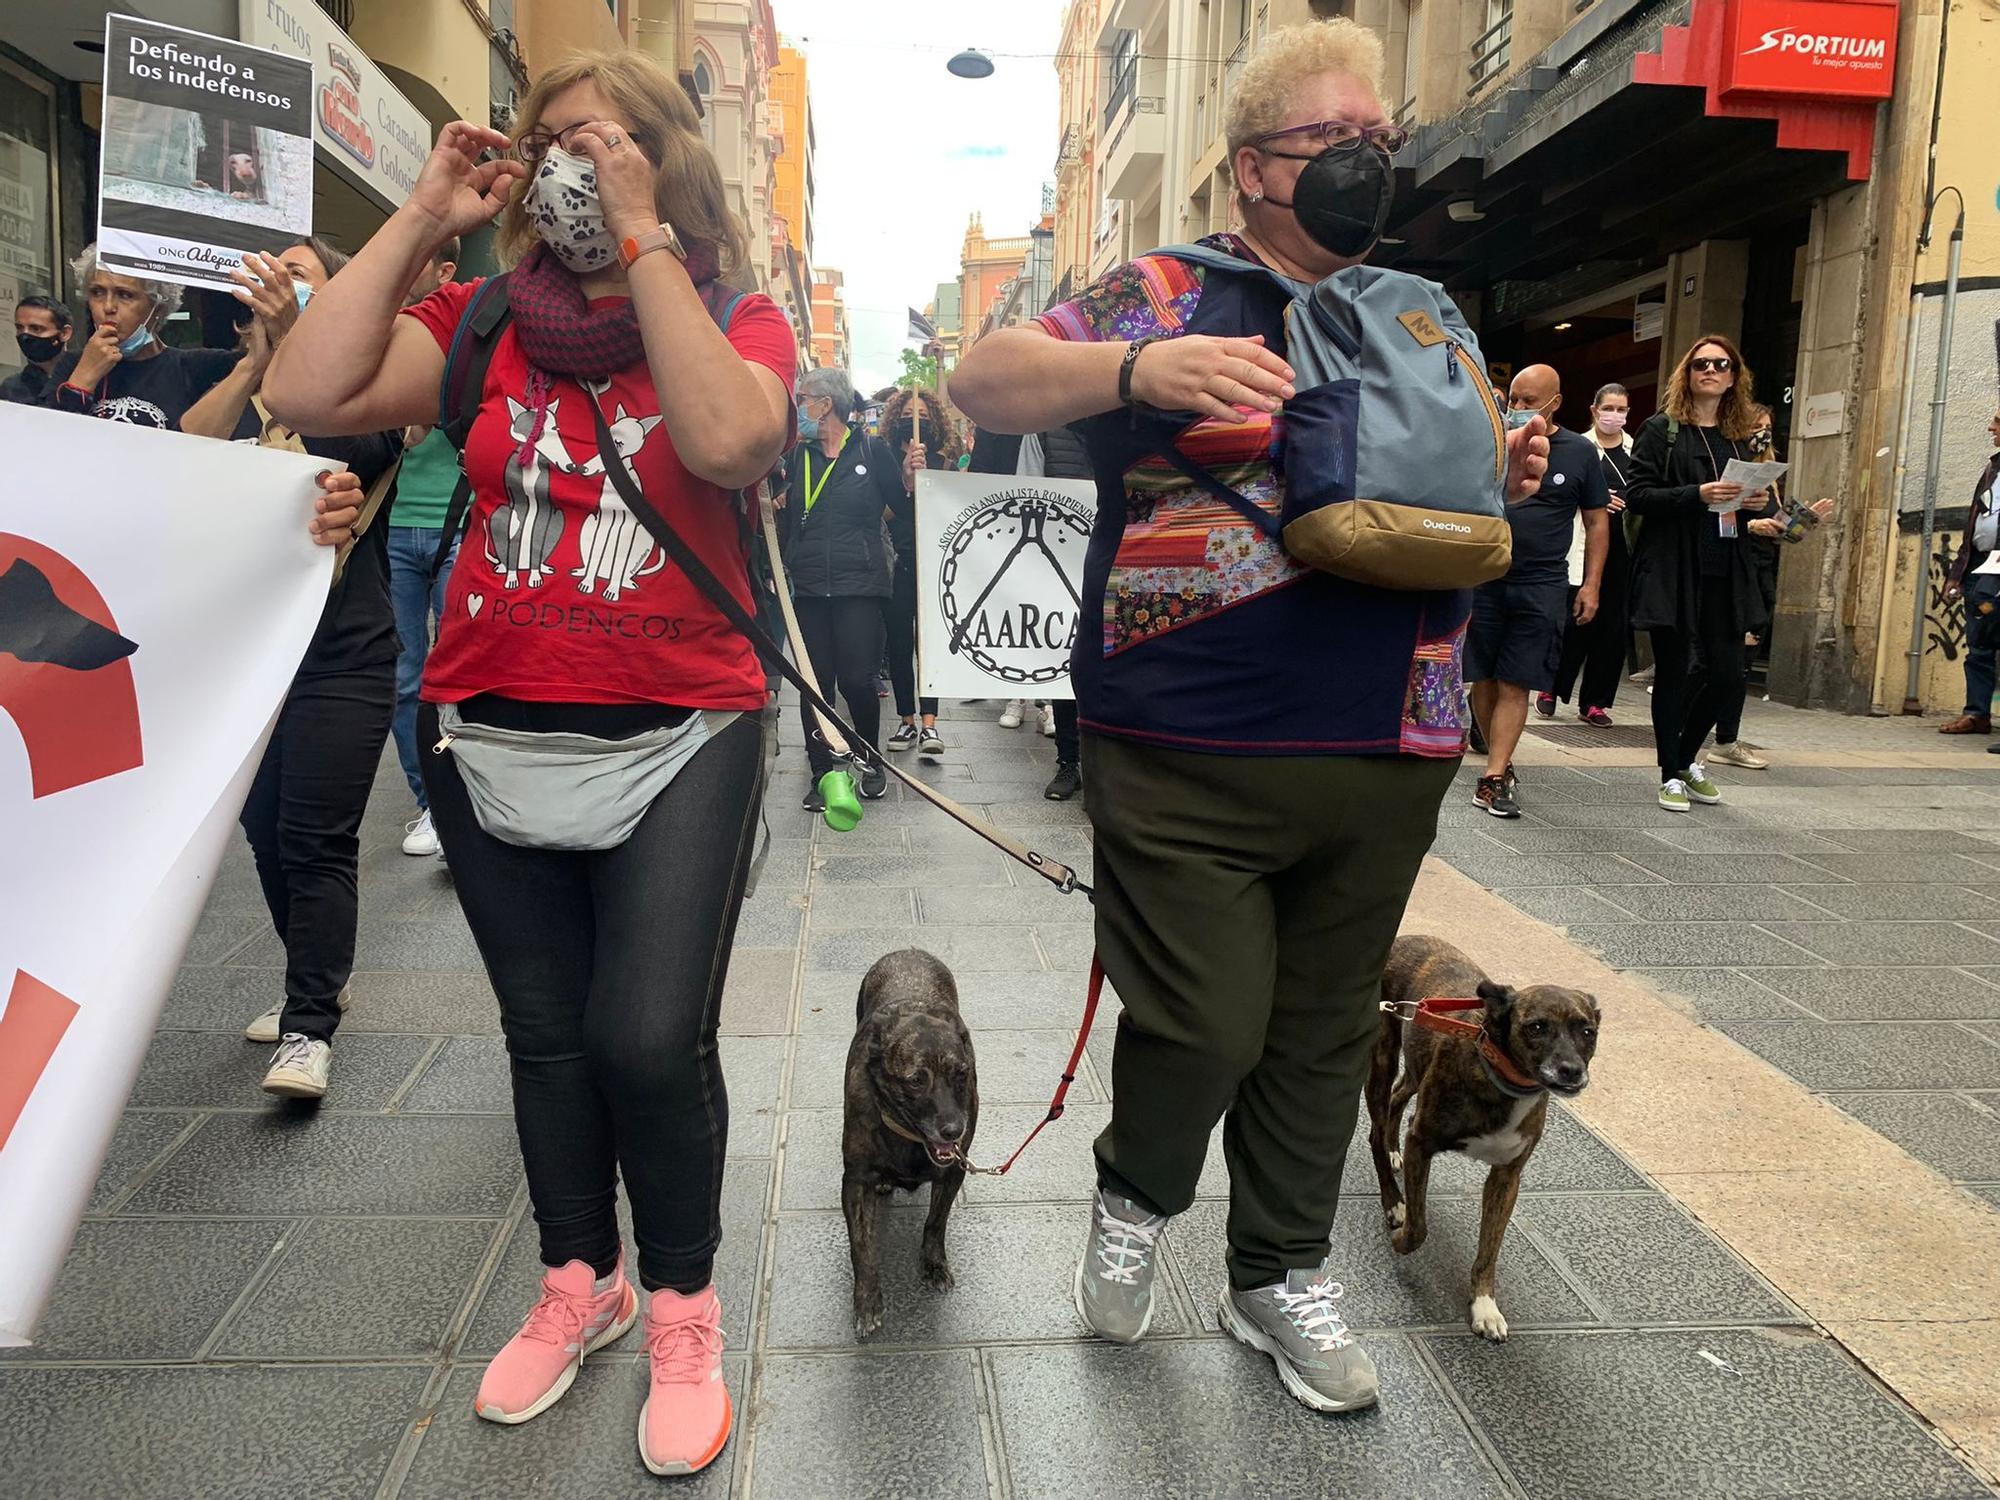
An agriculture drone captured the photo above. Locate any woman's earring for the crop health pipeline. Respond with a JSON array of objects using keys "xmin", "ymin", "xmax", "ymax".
[{"xmin": 1247, "ymin": 190, "xmax": 1264, "ymax": 203}]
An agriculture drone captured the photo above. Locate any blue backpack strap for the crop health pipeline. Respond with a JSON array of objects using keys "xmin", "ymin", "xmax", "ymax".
[
  {"xmin": 429, "ymin": 274, "xmax": 513, "ymax": 579},
  {"xmin": 1149, "ymin": 242, "xmax": 1310, "ymax": 297}
]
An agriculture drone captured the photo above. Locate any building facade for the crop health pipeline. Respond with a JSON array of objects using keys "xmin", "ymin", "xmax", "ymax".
[
  {"xmin": 955, "ymin": 214, "xmax": 1033, "ymax": 363},
  {"xmin": 810, "ymin": 266, "xmax": 848, "ymax": 370},
  {"xmin": 766, "ymin": 42, "xmax": 813, "ymax": 371}
]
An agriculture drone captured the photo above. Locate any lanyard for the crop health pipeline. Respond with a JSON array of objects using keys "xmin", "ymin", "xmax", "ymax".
[{"xmin": 802, "ymin": 429, "xmax": 849, "ymax": 511}]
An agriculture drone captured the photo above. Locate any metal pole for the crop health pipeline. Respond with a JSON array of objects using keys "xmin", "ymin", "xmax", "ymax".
[
  {"xmin": 1873, "ymin": 292, "xmax": 1923, "ymax": 711},
  {"xmin": 1903, "ymin": 201, "xmax": 1965, "ymax": 711}
]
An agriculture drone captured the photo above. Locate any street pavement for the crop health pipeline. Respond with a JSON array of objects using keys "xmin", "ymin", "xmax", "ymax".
[{"xmin": 4, "ymin": 699, "xmax": 1996, "ymax": 1498}]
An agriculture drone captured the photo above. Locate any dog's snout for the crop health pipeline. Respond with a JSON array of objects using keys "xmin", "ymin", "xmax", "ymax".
[
  {"xmin": 934, "ymin": 1112, "xmax": 968, "ymax": 1145},
  {"xmin": 1553, "ymin": 1062, "xmax": 1585, "ymax": 1088}
]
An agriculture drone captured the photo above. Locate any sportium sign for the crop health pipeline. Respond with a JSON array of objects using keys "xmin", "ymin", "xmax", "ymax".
[{"xmin": 1720, "ymin": 0, "xmax": 1898, "ymax": 100}]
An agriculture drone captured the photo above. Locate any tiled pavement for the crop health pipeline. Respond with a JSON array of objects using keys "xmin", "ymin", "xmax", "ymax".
[{"xmin": 6, "ymin": 704, "xmax": 1996, "ymax": 1497}]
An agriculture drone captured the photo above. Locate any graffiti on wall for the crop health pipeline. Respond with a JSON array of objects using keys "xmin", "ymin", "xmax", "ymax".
[{"xmin": 1925, "ymin": 533, "xmax": 1966, "ymax": 662}]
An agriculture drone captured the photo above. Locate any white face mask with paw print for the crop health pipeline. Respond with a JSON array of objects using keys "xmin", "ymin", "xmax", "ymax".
[{"xmin": 525, "ymin": 146, "xmax": 619, "ymax": 273}]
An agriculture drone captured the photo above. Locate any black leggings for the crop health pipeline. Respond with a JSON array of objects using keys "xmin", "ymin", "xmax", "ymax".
[
  {"xmin": 794, "ymin": 594, "xmax": 885, "ymax": 775},
  {"xmin": 1648, "ymin": 580, "xmax": 1747, "ymax": 778},
  {"xmin": 421, "ymin": 704, "xmax": 763, "ymax": 1294},
  {"xmin": 884, "ymin": 570, "xmax": 939, "ymax": 721},
  {"xmin": 240, "ymin": 661, "xmax": 396, "ymax": 1043}
]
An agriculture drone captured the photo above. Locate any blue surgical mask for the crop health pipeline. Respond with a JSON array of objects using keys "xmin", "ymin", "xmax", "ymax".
[
  {"xmin": 294, "ymin": 282, "xmax": 313, "ymax": 311},
  {"xmin": 118, "ymin": 324, "xmax": 155, "ymax": 356},
  {"xmin": 1504, "ymin": 407, "xmax": 1536, "ymax": 431},
  {"xmin": 796, "ymin": 406, "xmax": 819, "ymax": 442}
]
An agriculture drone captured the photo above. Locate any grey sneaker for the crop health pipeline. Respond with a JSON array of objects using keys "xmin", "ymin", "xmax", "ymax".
[
  {"xmin": 1709, "ymin": 739, "xmax": 1769, "ymax": 770},
  {"xmin": 261, "ymin": 1034, "xmax": 332, "ymax": 1099},
  {"xmin": 1073, "ymin": 1188, "xmax": 1168, "ymax": 1343},
  {"xmin": 244, "ymin": 985, "xmax": 350, "ymax": 1043},
  {"xmin": 1219, "ymin": 1263, "xmax": 1378, "ymax": 1413}
]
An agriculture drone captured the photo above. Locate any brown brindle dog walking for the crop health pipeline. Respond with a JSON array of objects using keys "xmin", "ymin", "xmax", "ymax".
[{"xmin": 1366, "ymin": 935, "xmax": 1600, "ymax": 1340}]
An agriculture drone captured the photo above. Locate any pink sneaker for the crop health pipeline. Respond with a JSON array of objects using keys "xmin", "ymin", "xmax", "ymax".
[
  {"xmin": 474, "ymin": 1258, "xmax": 637, "ymax": 1425},
  {"xmin": 638, "ymin": 1285, "xmax": 732, "ymax": 1476}
]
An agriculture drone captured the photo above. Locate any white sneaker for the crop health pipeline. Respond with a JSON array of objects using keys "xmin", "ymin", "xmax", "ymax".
[
  {"xmin": 261, "ymin": 1034, "xmax": 332, "ymax": 1099},
  {"xmin": 244, "ymin": 984, "xmax": 351, "ymax": 1044},
  {"xmin": 998, "ymin": 700, "xmax": 1024, "ymax": 729},
  {"xmin": 1038, "ymin": 703, "xmax": 1057, "ymax": 737},
  {"xmin": 402, "ymin": 810, "xmax": 440, "ymax": 857}
]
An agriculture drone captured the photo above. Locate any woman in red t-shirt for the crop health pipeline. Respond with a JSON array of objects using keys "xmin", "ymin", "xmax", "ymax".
[{"xmin": 264, "ymin": 50, "xmax": 794, "ymax": 1477}]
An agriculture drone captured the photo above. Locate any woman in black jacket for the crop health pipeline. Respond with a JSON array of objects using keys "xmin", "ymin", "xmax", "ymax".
[
  {"xmin": 878, "ymin": 386, "xmax": 958, "ymax": 760},
  {"xmin": 1626, "ymin": 335, "xmax": 1829, "ymax": 811},
  {"xmin": 781, "ymin": 366, "xmax": 906, "ymax": 807}
]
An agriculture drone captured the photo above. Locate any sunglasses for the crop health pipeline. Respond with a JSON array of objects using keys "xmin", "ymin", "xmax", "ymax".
[
  {"xmin": 1251, "ymin": 118, "xmax": 1411, "ymax": 156},
  {"xmin": 1689, "ymin": 356, "xmax": 1735, "ymax": 373}
]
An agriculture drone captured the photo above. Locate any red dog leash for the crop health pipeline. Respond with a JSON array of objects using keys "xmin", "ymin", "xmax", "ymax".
[
  {"xmin": 951, "ymin": 957, "xmax": 1107, "ymax": 1176},
  {"xmin": 1380, "ymin": 995, "xmax": 1546, "ymax": 1095}
]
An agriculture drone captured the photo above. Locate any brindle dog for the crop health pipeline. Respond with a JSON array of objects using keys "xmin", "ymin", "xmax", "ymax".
[
  {"xmin": 1366, "ymin": 935, "xmax": 1600, "ymax": 1342},
  {"xmin": 842, "ymin": 948, "xmax": 979, "ymax": 1338}
]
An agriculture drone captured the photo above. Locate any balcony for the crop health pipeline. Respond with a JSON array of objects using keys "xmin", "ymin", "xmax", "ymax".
[
  {"xmin": 1468, "ymin": 6, "xmax": 1514, "ymax": 93},
  {"xmin": 1104, "ymin": 95, "xmax": 1165, "ymax": 202},
  {"xmin": 1055, "ymin": 124, "xmax": 1083, "ymax": 178}
]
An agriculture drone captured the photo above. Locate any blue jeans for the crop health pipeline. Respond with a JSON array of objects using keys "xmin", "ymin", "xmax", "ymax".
[
  {"xmin": 1966, "ymin": 577, "xmax": 2000, "ymax": 717},
  {"xmin": 387, "ymin": 525, "xmax": 458, "ymax": 809}
]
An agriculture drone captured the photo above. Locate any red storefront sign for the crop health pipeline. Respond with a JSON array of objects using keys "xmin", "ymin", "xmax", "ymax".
[{"xmin": 1719, "ymin": 0, "xmax": 1898, "ymax": 100}]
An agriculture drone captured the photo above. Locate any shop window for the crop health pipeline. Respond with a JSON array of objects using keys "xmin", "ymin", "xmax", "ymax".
[{"xmin": 0, "ymin": 54, "xmax": 60, "ymax": 375}]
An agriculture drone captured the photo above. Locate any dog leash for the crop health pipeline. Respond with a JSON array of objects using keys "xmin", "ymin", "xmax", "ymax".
[
  {"xmin": 1379, "ymin": 996, "xmax": 1546, "ymax": 1097},
  {"xmin": 939, "ymin": 957, "xmax": 1106, "ymax": 1176},
  {"xmin": 587, "ymin": 400, "xmax": 1092, "ymax": 899}
]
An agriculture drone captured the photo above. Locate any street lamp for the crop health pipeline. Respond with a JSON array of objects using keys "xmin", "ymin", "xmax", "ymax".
[{"xmin": 947, "ymin": 48, "xmax": 995, "ymax": 79}]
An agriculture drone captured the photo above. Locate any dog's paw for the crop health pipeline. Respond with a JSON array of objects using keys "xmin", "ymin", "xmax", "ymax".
[
  {"xmin": 1469, "ymin": 1295, "xmax": 1509, "ymax": 1342},
  {"xmin": 852, "ymin": 1291, "xmax": 884, "ymax": 1339},
  {"xmin": 1390, "ymin": 1223, "xmax": 1424, "ymax": 1256},
  {"xmin": 1386, "ymin": 1202, "xmax": 1406, "ymax": 1232},
  {"xmin": 921, "ymin": 1257, "xmax": 955, "ymax": 1292}
]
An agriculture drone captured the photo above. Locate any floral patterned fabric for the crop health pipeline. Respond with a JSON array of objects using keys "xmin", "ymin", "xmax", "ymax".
[{"xmin": 1036, "ymin": 234, "xmax": 1471, "ymax": 758}]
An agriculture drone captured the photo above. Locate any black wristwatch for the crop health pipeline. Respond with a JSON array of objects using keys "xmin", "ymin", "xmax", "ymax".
[{"xmin": 1119, "ymin": 336, "xmax": 1159, "ymax": 407}]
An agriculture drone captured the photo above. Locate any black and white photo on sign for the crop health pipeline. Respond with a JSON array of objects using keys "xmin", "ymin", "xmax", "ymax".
[
  {"xmin": 915, "ymin": 470, "xmax": 1095, "ymax": 700},
  {"xmin": 96, "ymin": 14, "xmax": 313, "ymax": 292}
]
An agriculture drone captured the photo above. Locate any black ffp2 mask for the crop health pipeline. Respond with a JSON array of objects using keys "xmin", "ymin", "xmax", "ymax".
[
  {"xmin": 1265, "ymin": 144, "xmax": 1394, "ymax": 260},
  {"xmin": 16, "ymin": 331, "xmax": 66, "ymax": 365}
]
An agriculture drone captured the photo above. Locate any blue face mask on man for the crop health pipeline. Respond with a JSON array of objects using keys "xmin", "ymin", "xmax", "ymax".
[{"xmin": 796, "ymin": 403, "xmax": 819, "ymax": 442}]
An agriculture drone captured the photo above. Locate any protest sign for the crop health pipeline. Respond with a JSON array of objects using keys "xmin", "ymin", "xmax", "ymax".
[
  {"xmin": 0, "ymin": 403, "xmax": 333, "ymax": 1345},
  {"xmin": 96, "ymin": 13, "xmax": 314, "ymax": 291},
  {"xmin": 916, "ymin": 470, "xmax": 1095, "ymax": 700}
]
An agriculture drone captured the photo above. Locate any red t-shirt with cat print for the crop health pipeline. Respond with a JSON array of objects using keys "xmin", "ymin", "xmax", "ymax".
[{"xmin": 403, "ymin": 277, "xmax": 796, "ymax": 708}]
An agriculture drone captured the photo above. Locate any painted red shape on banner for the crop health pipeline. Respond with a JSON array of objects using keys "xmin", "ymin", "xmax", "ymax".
[
  {"xmin": 0, "ymin": 532, "xmax": 144, "ymax": 797},
  {"xmin": 0, "ymin": 973, "xmax": 80, "ymax": 1152}
]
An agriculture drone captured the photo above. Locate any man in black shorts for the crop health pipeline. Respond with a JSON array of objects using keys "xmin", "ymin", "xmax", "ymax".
[{"xmin": 1467, "ymin": 364, "xmax": 1610, "ymax": 817}]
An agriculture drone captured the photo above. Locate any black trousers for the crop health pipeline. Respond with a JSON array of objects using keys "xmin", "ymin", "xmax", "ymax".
[
  {"xmin": 1053, "ymin": 700, "xmax": 1080, "ymax": 764},
  {"xmin": 1554, "ymin": 538, "xmax": 1630, "ymax": 711},
  {"xmin": 1648, "ymin": 579, "xmax": 1747, "ymax": 778},
  {"xmin": 795, "ymin": 594, "xmax": 886, "ymax": 775},
  {"xmin": 884, "ymin": 570, "xmax": 939, "ymax": 721},
  {"xmin": 422, "ymin": 705, "xmax": 763, "ymax": 1294},
  {"xmin": 240, "ymin": 661, "xmax": 396, "ymax": 1043}
]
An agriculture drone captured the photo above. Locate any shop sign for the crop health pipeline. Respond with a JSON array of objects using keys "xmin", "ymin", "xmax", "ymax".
[
  {"xmin": 238, "ymin": 0, "xmax": 430, "ymax": 212},
  {"xmin": 1720, "ymin": 0, "xmax": 1898, "ymax": 101},
  {"xmin": 1797, "ymin": 390, "xmax": 1846, "ymax": 439},
  {"xmin": 1633, "ymin": 301, "xmax": 1665, "ymax": 342}
]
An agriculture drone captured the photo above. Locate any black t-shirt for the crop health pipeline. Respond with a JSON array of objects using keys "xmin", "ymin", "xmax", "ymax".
[
  {"xmin": 0, "ymin": 363, "xmax": 57, "ymax": 405},
  {"xmin": 1504, "ymin": 426, "xmax": 1610, "ymax": 585},
  {"xmin": 290, "ymin": 429, "xmax": 404, "ymax": 674},
  {"xmin": 47, "ymin": 345, "xmax": 242, "ymax": 427},
  {"xmin": 1682, "ymin": 425, "xmax": 1745, "ymax": 578}
]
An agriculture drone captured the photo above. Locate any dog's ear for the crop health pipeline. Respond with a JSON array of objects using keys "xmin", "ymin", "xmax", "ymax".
[
  {"xmin": 1581, "ymin": 992, "xmax": 1602, "ymax": 1024},
  {"xmin": 1476, "ymin": 979, "xmax": 1517, "ymax": 1017}
]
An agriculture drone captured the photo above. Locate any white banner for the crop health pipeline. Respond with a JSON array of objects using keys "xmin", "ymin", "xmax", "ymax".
[
  {"xmin": 916, "ymin": 470, "xmax": 1095, "ymax": 700},
  {"xmin": 0, "ymin": 404, "xmax": 334, "ymax": 1345}
]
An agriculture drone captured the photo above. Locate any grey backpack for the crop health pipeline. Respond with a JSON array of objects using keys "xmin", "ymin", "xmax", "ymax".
[{"xmin": 1150, "ymin": 245, "xmax": 1512, "ymax": 591}]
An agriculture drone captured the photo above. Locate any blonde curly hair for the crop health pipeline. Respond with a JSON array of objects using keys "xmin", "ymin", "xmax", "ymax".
[{"xmin": 1225, "ymin": 20, "xmax": 1386, "ymax": 162}]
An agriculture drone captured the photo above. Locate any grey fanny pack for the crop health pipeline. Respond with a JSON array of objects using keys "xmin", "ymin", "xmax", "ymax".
[{"xmin": 435, "ymin": 703, "xmax": 740, "ymax": 851}]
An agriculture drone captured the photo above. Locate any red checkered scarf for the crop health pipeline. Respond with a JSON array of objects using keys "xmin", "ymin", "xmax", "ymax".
[{"xmin": 507, "ymin": 239, "xmax": 722, "ymax": 381}]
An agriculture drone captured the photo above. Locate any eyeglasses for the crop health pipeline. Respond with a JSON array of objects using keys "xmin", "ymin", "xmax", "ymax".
[
  {"xmin": 1251, "ymin": 119, "xmax": 1411, "ymax": 156},
  {"xmin": 514, "ymin": 121, "xmax": 659, "ymax": 165},
  {"xmin": 1688, "ymin": 356, "xmax": 1735, "ymax": 373}
]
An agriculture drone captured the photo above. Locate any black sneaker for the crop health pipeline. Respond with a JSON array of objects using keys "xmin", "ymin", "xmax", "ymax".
[
  {"xmin": 1468, "ymin": 716, "xmax": 1488, "ymax": 756},
  {"xmin": 1045, "ymin": 761, "xmax": 1083, "ymax": 801},
  {"xmin": 1473, "ymin": 775, "xmax": 1519, "ymax": 818},
  {"xmin": 919, "ymin": 727, "xmax": 946, "ymax": 759},
  {"xmin": 886, "ymin": 723, "xmax": 919, "ymax": 753},
  {"xmin": 801, "ymin": 785, "xmax": 826, "ymax": 812},
  {"xmin": 857, "ymin": 759, "xmax": 889, "ymax": 800}
]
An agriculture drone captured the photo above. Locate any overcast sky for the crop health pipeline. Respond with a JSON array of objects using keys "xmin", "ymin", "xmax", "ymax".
[{"xmin": 774, "ymin": 0, "xmax": 1069, "ymax": 390}]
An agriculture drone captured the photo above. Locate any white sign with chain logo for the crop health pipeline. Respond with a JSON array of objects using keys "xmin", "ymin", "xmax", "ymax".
[{"xmin": 915, "ymin": 470, "xmax": 1095, "ymax": 701}]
